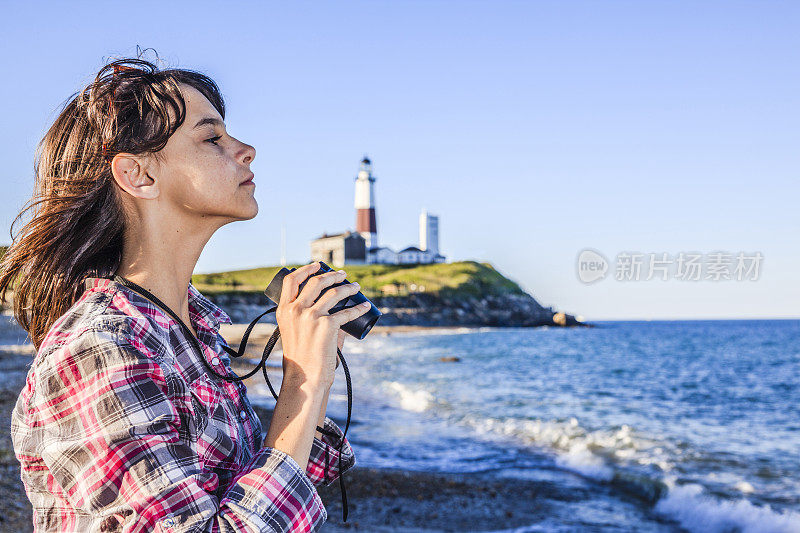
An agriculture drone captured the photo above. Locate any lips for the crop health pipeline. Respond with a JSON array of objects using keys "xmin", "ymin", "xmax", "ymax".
[{"xmin": 240, "ymin": 173, "xmax": 255, "ymax": 185}]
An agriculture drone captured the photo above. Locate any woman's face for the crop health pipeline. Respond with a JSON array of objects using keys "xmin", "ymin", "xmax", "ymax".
[{"xmin": 143, "ymin": 83, "xmax": 258, "ymax": 224}]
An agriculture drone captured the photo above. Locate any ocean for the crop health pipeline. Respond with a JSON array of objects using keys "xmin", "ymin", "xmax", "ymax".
[{"xmin": 250, "ymin": 320, "xmax": 799, "ymax": 532}]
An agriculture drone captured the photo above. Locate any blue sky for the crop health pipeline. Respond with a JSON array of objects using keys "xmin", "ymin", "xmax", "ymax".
[{"xmin": 2, "ymin": 1, "xmax": 798, "ymax": 320}]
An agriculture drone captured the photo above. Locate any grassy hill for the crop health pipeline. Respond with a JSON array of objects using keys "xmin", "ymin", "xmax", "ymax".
[
  {"xmin": 191, "ymin": 261, "xmax": 529, "ymax": 300},
  {"xmin": 0, "ymin": 251, "xmax": 529, "ymax": 301}
]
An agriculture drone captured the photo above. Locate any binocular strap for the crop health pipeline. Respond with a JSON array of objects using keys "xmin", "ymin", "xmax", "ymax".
[{"xmin": 112, "ymin": 275, "xmax": 354, "ymax": 522}]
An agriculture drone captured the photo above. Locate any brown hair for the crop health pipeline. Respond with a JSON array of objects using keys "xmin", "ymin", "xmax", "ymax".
[{"xmin": 0, "ymin": 51, "xmax": 226, "ymax": 350}]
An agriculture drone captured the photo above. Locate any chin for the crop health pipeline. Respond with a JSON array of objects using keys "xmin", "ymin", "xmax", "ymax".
[
  {"xmin": 241, "ymin": 198, "xmax": 259, "ymax": 220},
  {"xmin": 213, "ymin": 194, "xmax": 258, "ymax": 222}
]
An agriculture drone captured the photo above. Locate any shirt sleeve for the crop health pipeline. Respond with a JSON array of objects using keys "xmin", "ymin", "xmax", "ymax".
[
  {"xmin": 32, "ymin": 325, "xmax": 327, "ymax": 533},
  {"xmin": 305, "ymin": 416, "xmax": 356, "ymax": 487}
]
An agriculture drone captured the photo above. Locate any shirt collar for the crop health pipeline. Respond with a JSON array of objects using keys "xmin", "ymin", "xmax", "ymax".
[
  {"xmin": 82, "ymin": 276, "xmax": 233, "ymax": 332},
  {"xmin": 187, "ymin": 282, "xmax": 233, "ymax": 330}
]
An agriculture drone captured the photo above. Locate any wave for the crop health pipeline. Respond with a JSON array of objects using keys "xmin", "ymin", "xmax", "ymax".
[
  {"xmin": 472, "ymin": 415, "xmax": 800, "ymax": 532},
  {"xmin": 459, "ymin": 414, "xmax": 674, "ymax": 477},
  {"xmin": 378, "ymin": 385, "xmax": 800, "ymax": 533},
  {"xmin": 0, "ymin": 343, "xmax": 36, "ymax": 353},
  {"xmin": 655, "ymin": 482, "xmax": 800, "ymax": 533},
  {"xmin": 381, "ymin": 380, "xmax": 434, "ymax": 412},
  {"xmin": 471, "ymin": 414, "xmax": 800, "ymax": 531}
]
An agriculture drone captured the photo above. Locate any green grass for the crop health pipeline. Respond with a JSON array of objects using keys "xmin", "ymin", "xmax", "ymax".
[
  {"xmin": 0, "ymin": 247, "xmax": 528, "ymax": 301},
  {"xmin": 191, "ymin": 261, "xmax": 528, "ymax": 300}
]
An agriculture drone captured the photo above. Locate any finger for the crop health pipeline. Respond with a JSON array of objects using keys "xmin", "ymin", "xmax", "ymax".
[
  {"xmin": 295, "ymin": 269, "xmax": 347, "ymax": 309},
  {"xmin": 279, "ymin": 261, "xmax": 321, "ymax": 306},
  {"xmin": 329, "ymin": 300, "xmax": 372, "ymax": 327},
  {"xmin": 313, "ymin": 281, "xmax": 361, "ymax": 314}
]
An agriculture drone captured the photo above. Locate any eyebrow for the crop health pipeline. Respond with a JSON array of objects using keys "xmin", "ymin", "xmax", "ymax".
[{"xmin": 192, "ymin": 117, "xmax": 225, "ymax": 129}]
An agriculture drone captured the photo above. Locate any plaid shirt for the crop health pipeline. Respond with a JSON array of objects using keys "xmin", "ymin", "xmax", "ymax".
[{"xmin": 11, "ymin": 276, "xmax": 355, "ymax": 532}]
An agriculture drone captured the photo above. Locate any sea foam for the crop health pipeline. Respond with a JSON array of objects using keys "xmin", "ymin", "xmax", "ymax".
[
  {"xmin": 655, "ymin": 482, "xmax": 800, "ymax": 533},
  {"xmin": 453, "ymin": 412, "xmax": 799, "ymax": 532}
]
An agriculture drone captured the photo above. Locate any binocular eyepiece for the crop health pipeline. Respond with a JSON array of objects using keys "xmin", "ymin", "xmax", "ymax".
[{"xmin": 264, "ymin": 261, "xmax": 382, "ymax": 340}]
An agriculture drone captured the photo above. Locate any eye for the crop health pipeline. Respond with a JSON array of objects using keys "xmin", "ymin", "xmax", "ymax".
[{"xmin": 206, "ymin": 135, "xmax": 222, "ymax": 146}]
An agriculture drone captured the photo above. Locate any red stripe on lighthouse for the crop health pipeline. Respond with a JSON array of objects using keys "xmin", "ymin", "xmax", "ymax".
[{"xmin": 356, "ymin": 208, "xmax": 377, "ymax": 234}]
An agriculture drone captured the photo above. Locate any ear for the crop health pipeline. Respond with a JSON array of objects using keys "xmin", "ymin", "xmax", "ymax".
[{"xmin": 110, "ymin": 154, "xmax": 158, "ymax": 200}]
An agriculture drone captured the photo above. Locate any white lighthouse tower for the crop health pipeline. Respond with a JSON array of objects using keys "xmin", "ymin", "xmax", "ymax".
[
  {"xmin": 419, "ymin": 209, "xmax": 439, "ymax": 255},
  {"xmin": 354, "ymin": 155, "xmax": 378, "ymax": 250}
]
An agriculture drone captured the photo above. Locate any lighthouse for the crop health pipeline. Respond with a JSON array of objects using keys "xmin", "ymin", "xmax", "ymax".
[
  {"xmin": 354, "ymin": 155, "xmax": 378, "ymax": 250},
  {"xmin": 419, "ymin": 209, "xmax": 439, "ymax": 256},
  {"xmin": 310, "ymin": 155, "xmax": 446, "ymax": 266}
]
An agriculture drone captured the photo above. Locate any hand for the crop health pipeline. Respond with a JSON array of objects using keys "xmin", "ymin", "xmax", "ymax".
[
  {"xmin": 275, "ymin": 262, "xmax": 368, "ymax": 389},
  {"xmin": 335, "ymin": 329, "xmax": 345, "ymax": 370}
]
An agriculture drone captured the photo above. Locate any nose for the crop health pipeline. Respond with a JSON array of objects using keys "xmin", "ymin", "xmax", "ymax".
[{"xmin": 239, "ymin": 140, "xmax": 256, "ymax": 165}]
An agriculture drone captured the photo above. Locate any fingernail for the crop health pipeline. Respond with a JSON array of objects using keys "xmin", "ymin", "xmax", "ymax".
[
  {"xmin": 361, "ymin": 302, "xmax": 371, "ymax": 307},
  {"xmin": 352, "ymin": 282, "xmax": 360, "ymax": 287}
]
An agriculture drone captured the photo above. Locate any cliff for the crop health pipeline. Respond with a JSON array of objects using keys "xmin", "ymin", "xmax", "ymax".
[{"xmin": 192, "ymin": 261, "xmax": 585, "ymax": 328}]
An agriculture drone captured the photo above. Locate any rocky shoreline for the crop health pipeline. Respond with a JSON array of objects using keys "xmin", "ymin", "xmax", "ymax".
[
  {"xmin": 0, "ymin": 346, "xmax": 37, "ymax": 531},
  {"xmin": 206, "ymin": 290, "xmax": 587, "ymax": 328}
]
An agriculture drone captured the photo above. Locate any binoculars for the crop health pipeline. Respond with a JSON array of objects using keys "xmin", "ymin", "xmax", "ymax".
[{"xmin": 264, "ymin": 261, "xmax": 382, "ymax": 340}]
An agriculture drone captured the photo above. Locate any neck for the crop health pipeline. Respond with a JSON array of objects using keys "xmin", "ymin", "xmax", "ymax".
[{"xmin": 115, "ymin": 210, "xmax": 218, "ymax": 334}]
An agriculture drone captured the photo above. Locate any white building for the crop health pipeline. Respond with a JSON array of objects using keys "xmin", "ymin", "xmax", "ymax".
[
  {"xmin": 369, "ymin": 246, "xmax": 399, "ymax": 264},
  {"xmin": 309, "ymin": 231, "xmax": 366, "ymax": 267},
  {"xmin": 418, "ymin": 210, "xmax": 445, "ymax": 262}
]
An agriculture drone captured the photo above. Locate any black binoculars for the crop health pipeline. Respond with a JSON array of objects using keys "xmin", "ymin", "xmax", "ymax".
[{"xmin": 264, "ymin": 261, "xmax": 382, "ymax": 340}]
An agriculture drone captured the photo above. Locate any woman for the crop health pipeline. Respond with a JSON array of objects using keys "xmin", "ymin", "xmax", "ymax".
[{"xmin": 0, "ymin": 55, "xmax": 368, "ymax": 532}]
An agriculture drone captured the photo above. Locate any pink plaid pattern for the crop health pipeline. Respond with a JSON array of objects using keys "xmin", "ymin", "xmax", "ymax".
[{"xmin": 10, "ymin": 277, "xmax": 355, "ymax": 532}]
